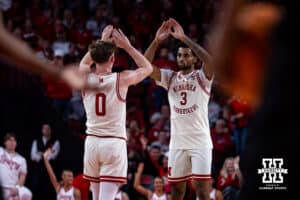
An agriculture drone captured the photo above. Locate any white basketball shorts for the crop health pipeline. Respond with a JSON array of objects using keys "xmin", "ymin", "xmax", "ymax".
[
  {"xmin": 83, "ymin": 135, "xmax": 127, "ymax": 184},
  {"xmin": 168, "ymin": 148, "xmax": 212, "ymax": 183}
]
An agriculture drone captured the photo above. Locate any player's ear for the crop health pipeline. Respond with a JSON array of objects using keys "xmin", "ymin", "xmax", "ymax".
[
  {"xmin": 61, "ymin": 171, "xmax": 65, "ymax": 179},
  {"xmin": 193, "ymin": 56, "xmax": 197, "ymax": 64},
  {"xmin": 109, "ymin": 53, "xmax": 115, "ymax": 64}
]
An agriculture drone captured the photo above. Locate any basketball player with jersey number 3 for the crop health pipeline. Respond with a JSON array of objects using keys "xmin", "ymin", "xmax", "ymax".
[{"xmin": 145, "ymin": 18, "xmax": 214, "ymax": 200}]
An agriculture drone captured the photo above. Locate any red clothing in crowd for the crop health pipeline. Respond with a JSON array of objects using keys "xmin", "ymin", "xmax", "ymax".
[
  {"xmin": 153, "ymin": 58, "xmax": 177, "ymax": 71},
  {"xmin": 70, "ymin": 28, "xmax": 93, "ymax": 47},
  {"xmin": 230, "ymin": 98, "xmax": 251, "ymax": 128},
  {"xmin": 217, "ymin": 174, "xmax": 240, "ymax": 191},
  {"xmin": 73, "ymin": 174, "xmax": 90, "ymax": 200},
  {"xmin": 44, "ymin": 77, "xmax": 72, "ymax": 99},
  {"xmin": 114, "ymin": 54, "xmax": 129, "ymax": 69},
  {"xmin": 127, "ymin": 110, "xmax": 145, "ymax": 131},
  {"xmin": 211, "ymin": 129, "xmax": 235, "ymax": 164},
  {"xmin": 147, "ymin": 127, "xmax": 161, "ymax": 144}
]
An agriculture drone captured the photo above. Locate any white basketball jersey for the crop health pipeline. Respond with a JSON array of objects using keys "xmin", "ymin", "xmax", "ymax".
[
  {"xmin": 157, "ymin": 69, "xmax": 213, "ymax": 149},
  {"xmin": 83, "ymin": 72, "xmax": 127, "ymax": 139},
  {"xmin": 57, "ymin": 186, "xmax": 75, "ymax": 200},
  {"xmin": 0, "ymin": 147, "xmax": 27, "ymax": 188},
  {"xmin": 152, "ymin": 192, "xmax": 167, "ymax": 200}
]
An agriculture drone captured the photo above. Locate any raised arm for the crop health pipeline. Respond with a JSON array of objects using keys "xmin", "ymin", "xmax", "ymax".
[
  {"xmin": 0, "ymin": 12, "xmax": 58, "ymax": 77},
  {"xmin": 43, "ymin": 148, "xmax": 60, "ymax": 192},
  {"xmin": 79, "ymin": 25, "xmax": 114, "ymax": 73},
  {"xmin": 79, "ymin": 51, "xmax": 94, "ymax": 73},
  {"xmin": 112, "ymin": 29, "xmax": 153, "ymax": 86},
  {"xmin": 47, "ymin": 140, "xmax": 60, "ymax": 160},
  {"xmin": 169, "ymin": 18, "xmax": 214, "ymax": 79},
  {"xmin": 133, "ymin": 163, "xmax": 152, "ymax": 199},
  {"xmin": 144, "ymin": 21, "xmax": 170, "ymax": 81}
]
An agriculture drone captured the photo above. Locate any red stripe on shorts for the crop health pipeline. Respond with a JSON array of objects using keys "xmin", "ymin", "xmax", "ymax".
[
  {"xmin": 86, "ymin": 133, "xmax": 126, "ymax": 141},
  {"xmin": 83, "ymin": 174, "xmax": 100, "ymax": 182},
  {"xmin": 100, "ymin": 176, "xmax": 127, "ymax": 183},
  {"xmin": 168, "ymin": 175, "xmax": 192, "ymax": 183},
  {"xmin": 192, "ymin": 174, "xmax": 212, "ymax": 180}
]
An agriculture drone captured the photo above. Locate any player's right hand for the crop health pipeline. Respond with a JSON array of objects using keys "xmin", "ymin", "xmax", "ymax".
[
  {"xmin": 168, "ymin": 18, "xmax": 185, "ymax": 41},
  {"xmin": 43, "ymin": 148, "xmax": 52, "ymax": 160}
]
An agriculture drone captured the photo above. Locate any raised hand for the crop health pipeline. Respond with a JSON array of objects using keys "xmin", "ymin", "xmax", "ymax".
[
  {"xmin": 101, "ymin": 25, "xmax": 114, "ymax": 42},
  {"xmin": 43, "ymin": 148, "xmax": 53, "ymax": 160},
  {"xmin": 112, "ymin": 29, "xmax": 131, "ymax": 49},
  {"xmin": 168, "ymin": 18, "xmax": 185, "ymax": 41},
  {"xmin": 155, "ymin": 21, "xmax": 171, "ymax": 42}
]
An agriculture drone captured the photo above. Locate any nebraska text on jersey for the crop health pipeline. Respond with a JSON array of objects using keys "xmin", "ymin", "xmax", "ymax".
[
  {"xmin": 172, "ymin": 83, "xmax": 196, "ymax": 92},
  {"xmin": 173, "ymin": 104, "xmax": 199, "ymax": 114},
  {"xmin": 0, "ymin": 153, "xmax": 21, "ymax": 170}
]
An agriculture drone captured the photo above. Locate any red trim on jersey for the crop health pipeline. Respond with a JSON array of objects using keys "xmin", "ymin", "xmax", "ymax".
[
  {"xmin": 167, "ymin": 72, "xmax": 176, "ymax": 91},
  {"xmin": 116, "ymin": 73, "xmax": 126, "ymax": 102},
  {"xmin": 196, "ymin": 72, "xmax": 211, "ymax": 96},
  {"xmin": 86, "ymin": 133, "xmax": 126, "ymax": 141}
]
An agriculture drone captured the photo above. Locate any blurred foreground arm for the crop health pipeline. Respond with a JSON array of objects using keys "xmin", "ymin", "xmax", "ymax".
[{"xmin": 0, "ymin": 12, "xmax": 85, "ymax": 90}]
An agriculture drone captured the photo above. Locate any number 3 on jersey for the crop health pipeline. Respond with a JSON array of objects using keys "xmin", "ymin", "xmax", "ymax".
[
  {"xmin": 95, "ymin": 93, "xmax": 106, "ymax": 116},
  {"xmin": 180, "ymin": 91, "xmax": 187, "ymax": 105}
]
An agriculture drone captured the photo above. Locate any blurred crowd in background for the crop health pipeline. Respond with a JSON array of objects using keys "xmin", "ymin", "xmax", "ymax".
[{"xmin": 0, "ymin": 0, "xmax": 253, "ymax": 199}]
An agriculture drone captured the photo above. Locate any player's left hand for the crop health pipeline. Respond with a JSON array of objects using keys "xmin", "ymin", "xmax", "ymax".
[
  {"xmin": 112, "ymin": 29, "xmax": 131, "ymax": 49},
  {"xmin": 168, "ymin": 18, "xmax": 185, "ymax": 41},
  {"xmin": 101, "ymin": 25, "xmax": 114, "ymax": 42}
]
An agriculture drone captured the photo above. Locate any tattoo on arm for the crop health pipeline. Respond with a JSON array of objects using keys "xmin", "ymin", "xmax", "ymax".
[{"xmin": 183, "ymin": 36, "xmax": 212, "ymax": 65}]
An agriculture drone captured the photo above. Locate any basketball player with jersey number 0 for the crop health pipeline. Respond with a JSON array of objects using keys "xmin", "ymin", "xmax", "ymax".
[{"xmin": 80, "ymin": 25, "xmax": 153, "ymax": 200}]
